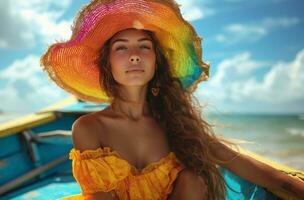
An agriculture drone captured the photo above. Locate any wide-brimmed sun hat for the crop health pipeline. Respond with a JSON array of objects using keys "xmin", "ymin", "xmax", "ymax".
[{"xmin": 41, "ymin": 0, "xmax": 209, "ymax": 103}]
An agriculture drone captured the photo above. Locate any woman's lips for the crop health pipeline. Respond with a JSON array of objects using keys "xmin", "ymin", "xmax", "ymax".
[{"xmin": 126, "ymin": 69, "xmax": 145, "ymax": 73}]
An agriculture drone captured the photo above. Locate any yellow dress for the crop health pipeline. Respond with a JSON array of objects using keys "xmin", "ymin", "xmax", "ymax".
[{"xmin": 60, "ymin": 147, "xmax": 185, "ymax": 200}]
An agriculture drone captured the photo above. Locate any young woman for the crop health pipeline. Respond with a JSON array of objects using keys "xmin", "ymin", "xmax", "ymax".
[{"xmin": 41, "ymin": 0, "xmax": 304, "ymax": 199}]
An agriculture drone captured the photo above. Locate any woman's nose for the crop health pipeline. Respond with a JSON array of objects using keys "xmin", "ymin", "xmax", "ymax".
[{"xmin": 129, "ymin": 55, "xmax": 141, "ymax": 64}]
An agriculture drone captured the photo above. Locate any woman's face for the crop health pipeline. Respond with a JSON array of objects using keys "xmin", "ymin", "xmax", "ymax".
[{"xmin": 109, "ymin": 29, "xmax": 156, "ymax": 87}]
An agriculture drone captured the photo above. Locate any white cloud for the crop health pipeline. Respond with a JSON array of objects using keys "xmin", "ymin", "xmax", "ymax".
[
  {"xmin": 0, "ymin": 0, "xmax": 72, "ymax": 49},
  {"xmin": 0, "ymin": 55, "xmax": 69, "ymax": 112},
  {"xmin": 214, "ymin": 17, "xmax": 300, "ymax": 44},
  {"xmin": 242, "ymin": 49, "xmax": 304, "ymax": 103},
  {"xmin": 200, "ymin": 52, "xmax": 270, "ymax": 101},
  {"xmin": 197, "ymin": 49, "xmax": 304, "ymax": 113},
  {"xmin": 176, "ymin": 0, "xmax": 215, "ymax": 21}
]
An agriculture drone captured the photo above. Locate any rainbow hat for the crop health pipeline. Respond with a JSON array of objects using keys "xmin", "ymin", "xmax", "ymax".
[{"xmin": 41, "ymin": 0, "xmax": 209, "ymax": 103}]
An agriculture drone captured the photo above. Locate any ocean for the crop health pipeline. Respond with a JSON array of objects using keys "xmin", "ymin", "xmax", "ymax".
[
  {"xmin": 207, "ymin": 113, "xmax": 304, "ymax": 171},
  {"xmin": 1, "ymin": 113, "xmax": 303, "ymax": 171}
]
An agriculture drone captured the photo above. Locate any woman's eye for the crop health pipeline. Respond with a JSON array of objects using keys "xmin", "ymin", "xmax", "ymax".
[
  {"xmin": 140, "ymin": 45, "xmax": 151, "ymax": 49},
  {"xmin": 115, "ymin": 46, "xmax": 127, "ymax": 51}
]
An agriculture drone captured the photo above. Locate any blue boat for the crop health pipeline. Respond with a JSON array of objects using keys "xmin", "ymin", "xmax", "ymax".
[{"xmin": 0, "ymin": 97, "xmax": 303, "ymax": 200}]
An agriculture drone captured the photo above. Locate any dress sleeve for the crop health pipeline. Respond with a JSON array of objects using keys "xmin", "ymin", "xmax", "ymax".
[{"xmin": 69, "ymin": 148, "xmax": 131, "ymax": 194}]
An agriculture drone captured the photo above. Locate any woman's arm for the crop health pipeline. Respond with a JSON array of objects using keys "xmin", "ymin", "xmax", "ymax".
[
  {"xmin": 210, "ymin": 142, "xmax": 304, "ymax": 198},
  {"xmin": 84, "ymin": 193, "xmax": 118, "ymax": 200},
  {"xmin": 168, "ymin": 169, "xmax": 208, "ymax": 200},
  {"xmin": 72, "ymin": 116, "xmax": 118, "ymax": 200}
]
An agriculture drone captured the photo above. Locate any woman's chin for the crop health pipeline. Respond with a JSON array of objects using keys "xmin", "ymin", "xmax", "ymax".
[
  {"xmin": 124, "ymin": 82, "xmax": 150, "ymax": 87},
  {"xmin": 117, "ymin": 77, "xmax": 153, "ymax": 87}
]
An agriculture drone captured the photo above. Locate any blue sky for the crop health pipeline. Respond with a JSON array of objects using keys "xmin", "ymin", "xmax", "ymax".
[{"xmin": 0, "ymin": 0, "xmax": 303, "ymax": 114}]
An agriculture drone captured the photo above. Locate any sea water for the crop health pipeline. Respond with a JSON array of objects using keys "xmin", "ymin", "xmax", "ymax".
[{"xmin": 207, "ymin": 113, "xmax": 304, "ymax": 171}]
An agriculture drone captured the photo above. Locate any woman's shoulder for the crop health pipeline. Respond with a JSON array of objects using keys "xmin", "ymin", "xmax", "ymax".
[{"xmin": 71, "ymin": 110, "xmax": 109, "ymax": 151}]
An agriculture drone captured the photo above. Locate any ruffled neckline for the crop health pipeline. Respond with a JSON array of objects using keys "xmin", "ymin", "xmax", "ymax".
[{"xmin": 70, "ymin": 147, "xmax": 181, "ymax": 176}]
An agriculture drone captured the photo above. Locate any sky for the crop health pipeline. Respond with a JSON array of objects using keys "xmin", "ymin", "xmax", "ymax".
[{"xmin": 0, "ymin": 0, "xmax": 303, "ymax": 114}]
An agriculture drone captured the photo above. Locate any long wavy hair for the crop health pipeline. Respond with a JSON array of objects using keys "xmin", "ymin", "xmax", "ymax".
[{"xmin": 97, "ymin": 29, "xmax": 228, "ymax": 200}]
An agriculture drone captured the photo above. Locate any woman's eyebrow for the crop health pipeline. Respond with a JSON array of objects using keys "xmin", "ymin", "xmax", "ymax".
[
  {"xmin": 112, "ymin": 39, "xmax": 128, "ymax": 44},
  {"xmin": 112, "ymin": 37, "xmax": 152, "ymax": 45},
  {"xmin": 138, "ymin": 38, "xmax": 152, "ymax": 42}
]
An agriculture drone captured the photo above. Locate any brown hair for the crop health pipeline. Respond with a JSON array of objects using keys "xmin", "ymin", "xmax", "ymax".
[{"xmin": 97, "ymin": 29, "xmax": 227, "ymax": 200}]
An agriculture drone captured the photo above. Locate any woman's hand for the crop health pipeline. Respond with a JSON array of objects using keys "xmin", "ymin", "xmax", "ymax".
[
  {"xmin": 280, "ymin": 175, "xmax": 304, "ymax": 198},
  {"xmin": 210, "ymin": 142, "xmax": 304, "ymax": 199}
]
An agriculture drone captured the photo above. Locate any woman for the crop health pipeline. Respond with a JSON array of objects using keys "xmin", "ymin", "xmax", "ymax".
[{"xmin": 41, "ymin": 0, "xmax": 304, "ymax": 199}]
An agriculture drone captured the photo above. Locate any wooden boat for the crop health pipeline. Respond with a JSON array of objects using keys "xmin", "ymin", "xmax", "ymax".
[{"xmin": 0, "ymin": 97, "xmax": 303, "ymax": 200}]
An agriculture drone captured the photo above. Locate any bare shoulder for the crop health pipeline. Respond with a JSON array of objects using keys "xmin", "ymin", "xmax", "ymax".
[
  {"xmin": 72, "ymin": 109, "xmax": 118, "ymax": 198},
  {"xmin": 168, "ymin": 168, "xmax": 208, "ymax": 200},
  {"xmin": 71, "ymin": 111, "xmax": 106, "ymax": 151}
]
